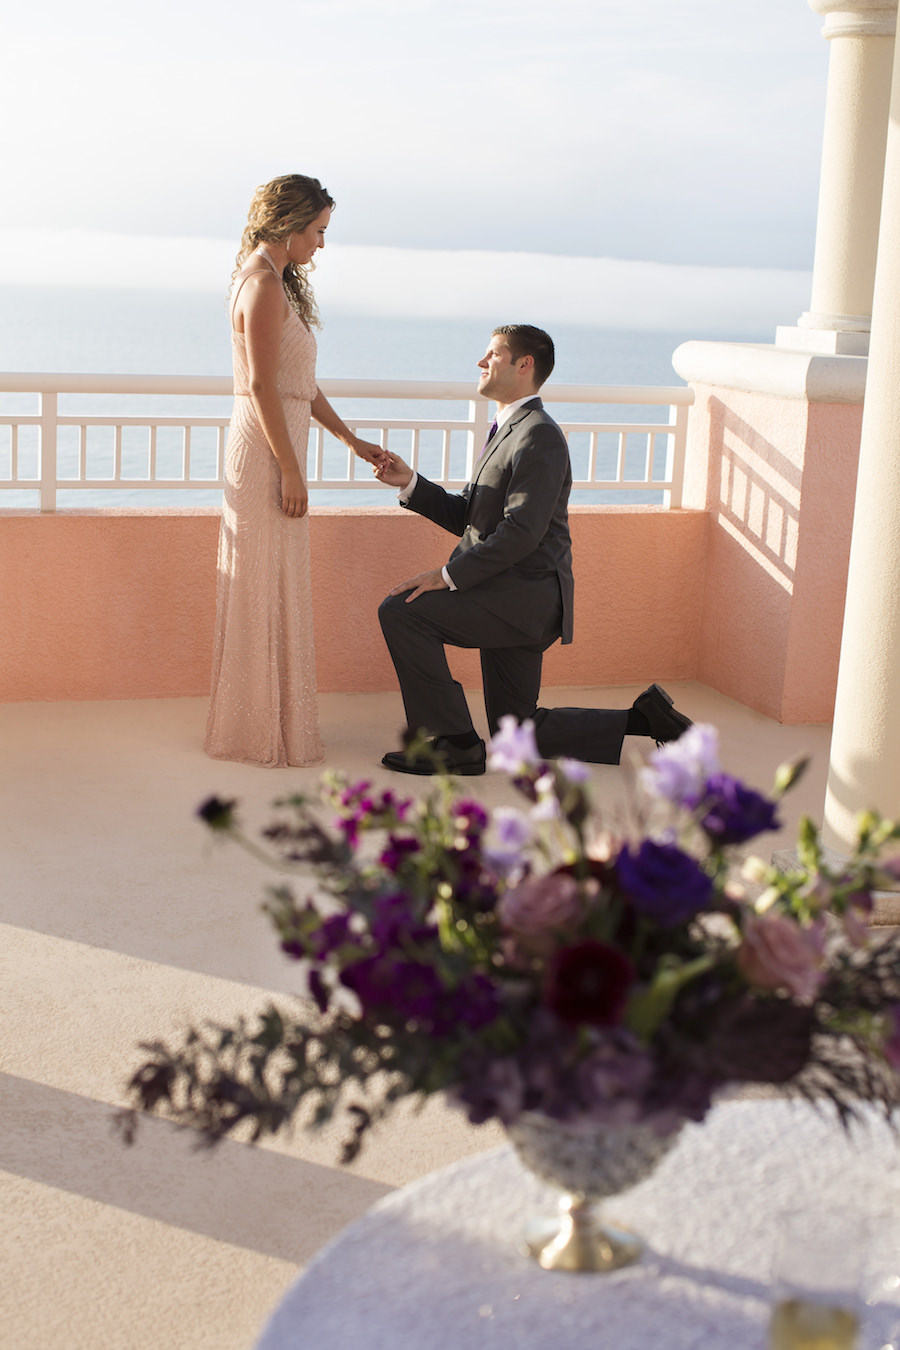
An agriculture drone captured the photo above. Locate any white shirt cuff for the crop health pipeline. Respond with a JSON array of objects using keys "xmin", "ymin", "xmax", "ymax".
[
  {"xmin": 398, "ymin": 470, "xmax": 418, "ymax": 503},
  {"xmin": 442, "ymin": 565, "xmax": 457, "ymax": 591}
]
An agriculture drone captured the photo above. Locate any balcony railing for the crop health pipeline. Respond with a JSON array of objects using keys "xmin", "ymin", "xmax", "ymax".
[{"xmin": 0, "ymin": 373, "xmax": 693, "ymax": 512}]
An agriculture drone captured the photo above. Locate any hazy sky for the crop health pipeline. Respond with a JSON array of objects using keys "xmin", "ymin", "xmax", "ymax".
[{"xmin": 1, "ymin": 0, "xmax": 828, "ymax": 328}]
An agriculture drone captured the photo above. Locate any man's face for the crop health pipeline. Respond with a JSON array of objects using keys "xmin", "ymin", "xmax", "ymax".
[{"xmin": 477, "ymin": 335, "xmax": 529, "ymax": 403}]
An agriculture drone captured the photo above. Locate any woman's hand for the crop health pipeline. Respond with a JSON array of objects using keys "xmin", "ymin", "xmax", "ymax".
[
  {"xmin": 374, "ymin": 451, "xmax": 414, "ymax": 490},
  {"xmin": 352, "ymin": 437, "xmax": 387, "ymax": 467},
  {"xmin": 279, "ymin": 464, "xmax": 308, "ymax": 518}
]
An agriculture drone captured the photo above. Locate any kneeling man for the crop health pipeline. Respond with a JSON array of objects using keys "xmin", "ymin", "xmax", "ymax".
[{"xmin": 375, "ymin": 323, "xmax": 690, "ymax": 776}]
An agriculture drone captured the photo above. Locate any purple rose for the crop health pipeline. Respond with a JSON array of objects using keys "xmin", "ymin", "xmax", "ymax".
[
  {"xmin": 543, "ymin": 939, "xmax": 636, "ymax": 1027},
  {"xmin": 616, "ymin": 840, "xmax": 713, "ymax": 926},
  {"xmin": 699, "ymin": 774, "xmax": 780, "ymax": 845}
]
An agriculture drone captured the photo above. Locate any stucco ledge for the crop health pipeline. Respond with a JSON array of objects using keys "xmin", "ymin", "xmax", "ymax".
[{"xmin": 672, "ymin": 340, "xmax": 868, "ymax": 404}]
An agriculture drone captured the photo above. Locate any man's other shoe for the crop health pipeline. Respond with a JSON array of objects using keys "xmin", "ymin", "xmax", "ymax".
[
  {"xmin": 381, "ymin": 736, "xmax": 486, "ymax": 776},
  {"xmin": 632, "ymin": 684, "xmax": 692, "ymax": 745}
]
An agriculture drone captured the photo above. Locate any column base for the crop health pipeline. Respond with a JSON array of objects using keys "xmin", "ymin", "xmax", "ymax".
[{"xmin": 776, "ymin": 325, "xmax": 870, "ymax": 357}]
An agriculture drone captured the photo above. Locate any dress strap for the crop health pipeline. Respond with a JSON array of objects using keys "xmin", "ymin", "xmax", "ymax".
[{"xmin": 230, "ymin": 257, "xmax": 286, "ymax": 328}]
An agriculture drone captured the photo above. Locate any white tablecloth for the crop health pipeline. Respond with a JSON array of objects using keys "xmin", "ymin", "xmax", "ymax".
[{"xmin": 255, "ymin": 1098, "xmax": 900, "ymax": 1350}]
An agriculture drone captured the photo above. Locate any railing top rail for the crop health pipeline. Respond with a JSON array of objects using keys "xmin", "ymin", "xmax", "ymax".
[
  {"xmin": 0, "ymin": 373, "xmax": 694, "ymax": 406},
  {"xmin": 0, "ymin": 373, "xmax": 235, "ymax": 396}
]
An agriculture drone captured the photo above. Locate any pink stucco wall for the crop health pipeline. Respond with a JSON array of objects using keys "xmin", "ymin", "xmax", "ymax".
[
  {"xmin": 682, "ymin": 386, "xmax": 862, "ymax": 724},
  {"xmin": 0, "ymin": 506, "xmax": 707, "ymax": 703}
]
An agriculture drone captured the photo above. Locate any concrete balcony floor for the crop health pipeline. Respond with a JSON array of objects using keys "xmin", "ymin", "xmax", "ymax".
[{"xmin": 1, "ymin": 684, "xmax": 835, "ymax": 1350}]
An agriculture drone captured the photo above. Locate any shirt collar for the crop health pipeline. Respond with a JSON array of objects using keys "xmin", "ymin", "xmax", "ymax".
[{"xmin": 494, "ymin": 393, "xmax": 540, "ymax": 430}]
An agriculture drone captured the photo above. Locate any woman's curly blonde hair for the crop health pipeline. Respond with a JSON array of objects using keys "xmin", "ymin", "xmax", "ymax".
[{"xmin": 235, "ymin": 174, "xmax": 335, "ymax": 328}]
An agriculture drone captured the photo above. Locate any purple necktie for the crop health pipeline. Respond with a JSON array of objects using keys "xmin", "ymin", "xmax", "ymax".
[{"xmin": 480, "ymin": 418, "xmax": 498, "ymax": 457}]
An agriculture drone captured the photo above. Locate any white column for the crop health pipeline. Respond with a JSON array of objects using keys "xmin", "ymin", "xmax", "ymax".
[
  {"xmin": 776, "ymin": 0, "xmax": 897, "ymax": 356},
  {"xmin": 823, "ymin": 12, "xmax": 900, "ymax": 850}
]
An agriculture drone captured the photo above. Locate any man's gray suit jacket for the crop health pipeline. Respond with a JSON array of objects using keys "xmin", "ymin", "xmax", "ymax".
[{"xmin": 401, "ymin": 397, "xmax": 574, "ymax": 648}]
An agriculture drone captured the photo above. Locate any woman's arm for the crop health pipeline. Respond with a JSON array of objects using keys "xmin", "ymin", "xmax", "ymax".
[
  {"xmin": 238, "ymin": 272, "xmax": 307, "ymax": 518},
  {"xmin": 310, "ymin": 387, "xmax": 385, "ymax": 466}
]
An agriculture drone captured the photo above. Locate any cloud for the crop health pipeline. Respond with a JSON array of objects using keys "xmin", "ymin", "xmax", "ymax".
[
  {"xmin": 0, "ymin": 231, "xmax": 810, "ymax": 336},
  {"xmin": 315, "ymin": 246, "xmax": 811, "ymax": 335}
]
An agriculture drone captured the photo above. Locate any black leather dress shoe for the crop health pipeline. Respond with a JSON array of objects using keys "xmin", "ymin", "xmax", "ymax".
[
  {"xmin": 632, "ymin": 684, "xmax": 692, "ymax": 745},
  {"xmin": 381, "ymin": 736, "xmax": 486, "ymax": 776}
]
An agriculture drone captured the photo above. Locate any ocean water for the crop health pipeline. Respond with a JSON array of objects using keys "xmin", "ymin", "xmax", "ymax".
[{"xmin": 0, "ymin": 286, "xmax": 761, "ymax": 508}]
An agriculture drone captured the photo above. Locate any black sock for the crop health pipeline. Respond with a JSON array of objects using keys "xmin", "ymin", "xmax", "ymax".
[
  {"xmin": 444, "ymin": 731, "xmax": 481, "ymax": 750},
  {"xmin": 625, "ymin": 708, "xmax": 651, "ymax": 737}
]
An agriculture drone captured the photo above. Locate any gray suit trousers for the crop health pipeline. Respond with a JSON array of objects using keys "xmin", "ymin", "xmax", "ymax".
[{"xmin": 378, "ymin": 589, "xmax": 629, "ymax": 765}]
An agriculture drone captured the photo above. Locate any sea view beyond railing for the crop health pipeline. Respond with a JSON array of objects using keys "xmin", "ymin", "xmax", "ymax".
[{"xmin": 0, "ymin": 373, "xmax": 693, "ymax": 512}]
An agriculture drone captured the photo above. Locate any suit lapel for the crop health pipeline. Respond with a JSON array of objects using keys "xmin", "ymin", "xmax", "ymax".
[{"xmin": 471, "ymin": 398, "xmax": 543, "ymax": 485}]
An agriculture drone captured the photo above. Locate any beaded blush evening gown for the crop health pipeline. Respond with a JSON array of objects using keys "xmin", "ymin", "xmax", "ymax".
[{"xmin": 204, "ymin": 253, "xmax": 324, "ymax": 767}]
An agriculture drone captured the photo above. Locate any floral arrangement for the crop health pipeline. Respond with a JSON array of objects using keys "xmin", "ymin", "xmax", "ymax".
[{"xmin": 120, "ymin": 723, "xmax": 900, "ymax": 1160}]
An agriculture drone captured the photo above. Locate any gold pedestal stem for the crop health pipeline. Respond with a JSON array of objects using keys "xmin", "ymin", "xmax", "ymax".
[{"xmin": 523, "ymin": 1192, "xmax": 642, "ymax": 1272}]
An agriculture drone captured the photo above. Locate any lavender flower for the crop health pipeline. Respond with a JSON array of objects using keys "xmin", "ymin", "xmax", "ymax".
[
  {"xmin": 559, "ymin": 758, "xmax": 591, "ymax": 783},
  {"xmin": 487, "ymin": 716, "xmax": 541, "ymax": 773},
  {"xmin": 485, "ymin": 806, "xmax": 534, "ymax": 873},
  {"xmin": 641, "ymin": 723, "xmax": 721, "ymax": 807}
]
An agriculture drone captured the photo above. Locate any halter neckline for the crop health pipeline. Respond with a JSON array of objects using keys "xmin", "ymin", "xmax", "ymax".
[{"xmin": 256, "ymin": 245, "xmax": 284, "ymax": 277}]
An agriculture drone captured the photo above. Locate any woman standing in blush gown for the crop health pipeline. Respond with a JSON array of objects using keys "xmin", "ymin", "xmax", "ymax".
[{"xmin": 204, "ymin": 174, "xmax": 383, "ymax": 767}]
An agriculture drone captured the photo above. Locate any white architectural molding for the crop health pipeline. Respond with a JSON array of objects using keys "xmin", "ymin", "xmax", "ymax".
[
  {"xmin": 810, "ymin": 0, "xmax": 898, "ymax": 38},
  {"xmin": 775, "ymin": 323, "xmax": 870, "ymax": 355},
  {"xmin": 672, "ymin": 340, "xmax": 867, "ymax": 403}
]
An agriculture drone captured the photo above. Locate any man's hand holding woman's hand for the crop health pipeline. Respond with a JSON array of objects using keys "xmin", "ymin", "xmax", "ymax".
[
  {"xmin": 374, "ymin": 451, "xmax": 414, "ymax": 490},
  {"xmin": 352, "ymin": 437, "xmax": 388, "ymax": 467}
]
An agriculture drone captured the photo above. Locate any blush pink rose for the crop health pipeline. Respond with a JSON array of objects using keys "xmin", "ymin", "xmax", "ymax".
[
  {"xmin": 737, "ymin": 912, "xmax": 826, "ymax": 1002},
  {"xmin": 497, "ymin": 872, "xmax": 584, "ymax": 953}
]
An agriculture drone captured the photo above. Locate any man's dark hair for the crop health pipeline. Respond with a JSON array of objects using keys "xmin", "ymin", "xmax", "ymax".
[{"xmin": 493, "ymin": 324, "xmax": 555, "ymax": 388}]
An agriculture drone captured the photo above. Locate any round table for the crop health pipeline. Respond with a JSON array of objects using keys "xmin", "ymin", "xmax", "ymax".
[{"xmin": 255, "ymin": 1098, "xmax": 900, "ymax": 1350}]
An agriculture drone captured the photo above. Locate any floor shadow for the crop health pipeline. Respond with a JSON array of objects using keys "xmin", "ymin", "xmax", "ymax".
[{"xmin": 0, "ymin": 1073, "xmax": 393, "ymax": 1264}]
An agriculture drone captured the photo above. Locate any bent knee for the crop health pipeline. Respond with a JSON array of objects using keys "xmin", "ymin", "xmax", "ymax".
[{"xmin": 378, "ymin": 592, "xmax": 409, "ymax": 634}]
